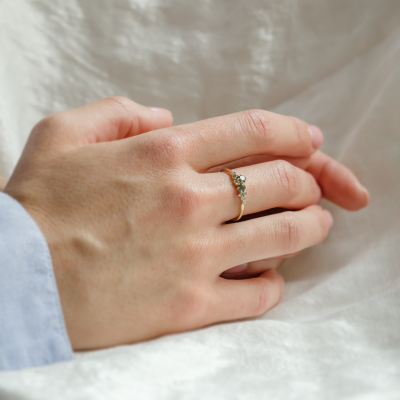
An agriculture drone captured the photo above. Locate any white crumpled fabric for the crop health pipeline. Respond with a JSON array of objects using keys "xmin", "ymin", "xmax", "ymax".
[{"xmin": 1, "ymin": 1, "xmax": 400, "ymax": 399}]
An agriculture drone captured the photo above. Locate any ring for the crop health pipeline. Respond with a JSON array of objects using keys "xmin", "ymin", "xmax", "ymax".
[{"xmin": 221, "ymin": 168, "xmax": 247, "ymax": 221}]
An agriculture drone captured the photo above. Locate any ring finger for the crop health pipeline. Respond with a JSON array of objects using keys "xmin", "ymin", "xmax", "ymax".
[{"xmin": 204, "ymin": 159, "xmax": 321, "ymax": 223}]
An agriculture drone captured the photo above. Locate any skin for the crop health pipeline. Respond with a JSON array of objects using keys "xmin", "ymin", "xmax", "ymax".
[
  {"xmin": 0, "ymin": 176, "xmax": 7, "ymax": 191},
  {"xmin": 4, "ymin": 97, "xmax": 368, "ymax": 350}
]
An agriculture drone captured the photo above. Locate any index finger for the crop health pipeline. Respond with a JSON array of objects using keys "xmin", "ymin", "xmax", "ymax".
[{"xmin": 164, "ymin": 110, "xmax": 322, "ymax": 172}]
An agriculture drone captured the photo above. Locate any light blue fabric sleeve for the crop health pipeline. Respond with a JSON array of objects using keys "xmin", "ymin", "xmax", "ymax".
[{"xmin": 0, "ymin": 192, "xmax": 73, "ymax": 371}]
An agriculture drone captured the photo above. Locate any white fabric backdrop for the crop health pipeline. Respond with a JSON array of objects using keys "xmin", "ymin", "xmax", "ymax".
[{"xmin": 0, "ymin": 1, "xmax": 400, "ymax": 399}]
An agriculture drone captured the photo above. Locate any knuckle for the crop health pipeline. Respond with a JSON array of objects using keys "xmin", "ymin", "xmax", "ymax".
[
  {"xmin": 289, "ymin": 116, "xmax": 309, "ymax": 148},
  {"xmin": 240, "ymin": 109, "xmax": 275, "ymax": 147},
  {"xmin": 170, "ymin": 283, "xmax": 209, "ymax": 328},
  {"xmin": 276, "ymin": 212, "xmax": 301, "ymax": 252},
  {"xmin": 291, "ymin": 116, "xmax": 303, "ymax": 142},
  {"xmin": 151, "ymin": 134, "xmax": 186, "ymax": 164},
  {"xmin": 33, "ymin": 113, "xmax": 63, "ymax": 133},
  {"xmin": 273, "ymin": 160, "xmax": 300, "ymax": 197},
  {"xmin": 30, "ymin": 113, "xmax": 69, "ymax": 147},
  {"xmin": 251, "ymin": 281, "xmax": 270, "ymax": 315},
  {"xmin": 179, "ymin": 184, "xmax": 201, "ymax": 214},
  {"xmin": 168, "ymin": 180, "xmax": 203, "ymax": 218},
  {"xmin": 308, "ymin": 172, "xmax": 321, "ymax": 202},
  {"xmin": 105, "ymin": 96, "xmax": 135, "ymax": 113}
]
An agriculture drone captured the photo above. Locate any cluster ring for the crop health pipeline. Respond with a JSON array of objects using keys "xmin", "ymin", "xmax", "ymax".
[{"xmin": 221, "ymin": 168, "xmax": 247, "ymax": 221}]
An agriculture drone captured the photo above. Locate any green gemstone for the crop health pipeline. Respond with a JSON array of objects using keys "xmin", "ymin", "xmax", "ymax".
[{"xmin": 238, "ymin": 184, "xmax": 246, "ymax": 191}]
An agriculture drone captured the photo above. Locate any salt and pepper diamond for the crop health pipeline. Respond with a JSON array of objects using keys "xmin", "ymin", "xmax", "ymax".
[{"xmin": 233, "ymin": 173, "xmax": 247, "ymax": 204}]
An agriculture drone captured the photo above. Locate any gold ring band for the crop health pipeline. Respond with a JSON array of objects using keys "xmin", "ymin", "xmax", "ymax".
[{"xmin": 221, "ymin": 168, "xmax": 247, "ymax": 221}]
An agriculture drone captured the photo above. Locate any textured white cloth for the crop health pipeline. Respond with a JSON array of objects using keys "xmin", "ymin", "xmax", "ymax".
[{"xmin": 1, "ymin": 1, "xmax": 400, "ymax": 399}]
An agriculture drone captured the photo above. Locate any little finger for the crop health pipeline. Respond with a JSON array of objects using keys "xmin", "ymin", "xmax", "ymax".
[
  {"xmin": 210, "ymin": 269, "xmax": 284, "ymax": 322},
  {"xmin": 219, "ymin": 205, "xmax": 333, "ymax": 269}
]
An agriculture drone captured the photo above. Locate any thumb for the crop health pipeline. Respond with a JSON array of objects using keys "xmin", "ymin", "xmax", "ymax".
[{"xmin": 27, "ymin": 97, "xmax": 173, "ymax": 157}]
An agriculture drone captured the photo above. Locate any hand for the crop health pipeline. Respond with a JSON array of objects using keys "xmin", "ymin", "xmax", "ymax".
[{"xmin": 5, "ymin": 97, "xmax": 360, "ymax": 350}]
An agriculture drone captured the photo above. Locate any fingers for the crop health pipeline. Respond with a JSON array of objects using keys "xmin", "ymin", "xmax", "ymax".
[
  {"xmin": 220, "ymin": 205, "xmax": 332, "ymax": 269},
  {"xmin": 210, "ymin": 269, "xmax": 284, "ymax": 322},
  {"xmin": 206, "ymin": 154, "xmax": 312, "ymax": 173},
  {"xmin": 205, "ymin": 160, "xmax": 321, "ymax": 223},
  {"xmin": 307, "ymin": 151, "xmax": 369, "ymax": 210},
  {"xmin": 208, "ymin": 125, "xmax": 320, "ymax": 173},
  {"xmin": 221, "ymin": 258, "xmax": 285, "ymax": 279},
  {"xmin": 221, "ymin": 251, "xmax": 301, "ymax": 279},
  {"xmin": 159, "ymin": 110, "xmax": 320, "ymax": 172},
  {"xmin": 28, "ymin": 97, "xmax": 173, "ymax": 157},
  {"xmin": 207, "ymin": 150, "xmax": 369, "ymax": 212}
]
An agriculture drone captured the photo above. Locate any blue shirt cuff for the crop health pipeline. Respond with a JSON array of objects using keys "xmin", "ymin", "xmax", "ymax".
[{"xmin": 0, "ymin": 192, "xmax": 73, "ymax": 371}]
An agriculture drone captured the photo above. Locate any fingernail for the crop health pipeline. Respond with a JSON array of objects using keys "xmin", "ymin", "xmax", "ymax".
[
  {"xmin": 150, "ymin": 107, "xmax": 171, "ymax": 114},
  {"xmin": 323, "ymin": 210, "xmax": 334, "ymax": 228},
  {"xmin": 308, "ymin": 125, "xmax": 324, "ymax": 148},
  {"xmin": 356, "ymin": 180, "xmax": 370, "ymax": 204},
  {"xmin": 225, "ymin": 263, "xmax": 248, "ymax": 274}
]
